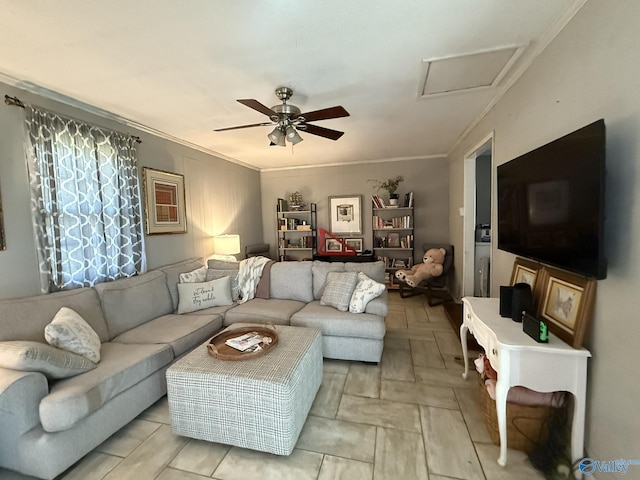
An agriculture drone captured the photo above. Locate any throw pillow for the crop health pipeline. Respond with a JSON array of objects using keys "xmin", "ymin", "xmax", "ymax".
[
  {"xmin": 177, "ymin": 276, "xmax": 233, "ymax": 314},
  {"xmin": 0, "ymin": 341, "xmax": 96, "ymax": 379},
  {"xmin": 179, "ymin": 266, "xmax": 207, "ymax": 283},
  {"xmin": 206, "ymin": 268, "xmax": 240, "ymax": 302},
  {"xmin": 45, "ymin": 307, "xmax": 102, "ymax": 363},
  {"xmin": 349, "ymin": 272, "xmax": 386, "ymax": 313},
  {"xmin": 320, "ymin": 271, "xmax": 359, "ymax": 312}
]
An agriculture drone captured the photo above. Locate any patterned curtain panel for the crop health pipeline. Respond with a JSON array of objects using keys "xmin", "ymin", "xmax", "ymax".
[{"xmin": 25, "ymin": 106, "xmax": 145, "ymax": 292}]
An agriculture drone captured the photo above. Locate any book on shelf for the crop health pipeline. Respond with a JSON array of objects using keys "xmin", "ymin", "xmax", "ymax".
[
  {"xmin": 404, "ymin": 191, "xmax": 414, "ymax": 208},
  {"xmin": 277, "ymin": 198, "xmax": 289, "ymax": 212}
]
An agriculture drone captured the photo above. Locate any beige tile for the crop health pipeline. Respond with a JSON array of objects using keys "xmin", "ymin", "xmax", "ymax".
[
  {"xmin": 420, "ymin": 406, "xmax": 484, "ymax": 480},
  {"xmin": 405, "ymin": 307, "xmax": 429, "ymax": 329},
  {"xmin": 374, "ymin": 427, "xmax": 428, "ymax": 480},
  {"xmin": 96, "ymin": 419, "xmax": 161, "ymax": 457},
  {"xmin": 434, "ymin": 330, "xmax": 462, "ymax": 355},
  {"xmin": 213, "ymin": 447, "xmax": 323, "ymax": 480},
  {"xmin": 380, "ymin": 379, "xmax": 458, "ymax": 409},
  {"xmin": 381, "ymin": 348, "xmax": 414, "ymax": 381},
  {"xmin": 442, "ymin": 352, "xmax": 469, "ymax": 371},
  {"xmin": 169, "ymin": 438, "xmax": 230, "ymax": 476},
  {"xmin": 61, "ymin": 452, "xmax": 121, "ymax": 480},
  {"xmin": 337, "ymin": 394, "xmax": 421, "ymax": 432},
  {"xmin": 384, "ymin": 309, "xmax": 407, "ymax": 329},
  {"xmin": 318, "ymin": 455, "xmax": 373, "ymax": 480},
  {"xmin": 475, "ymin": 443, "xmax": 546, "ymax": 479},
  {"xmin": 414, "ymin": 364, "xmax": 476, "ymax": 389},
  {"xmin": 103, "ymin": 424, "xmax": 188, "ymax": 480},
  {"xmin": 310, "ymin": 371, "xmax": 346, "ymax": 418},
  {"xmin": 455, "ymin": 387, "xmax": 493, "ymax": 443},
  {"xmin": 385, "ymin": 329, "xmax": 440, "ymax": 341},
  {"xmin": 156, "ymin": 467, "xmax": 211, "ymax": 480},
  {"xmin": 323, "ymin": 358, "xmax": 351, "ymax": 374},
  {"xmin": 137, "ymin": 395, "xmax": 171, "ymax": 424},
  {"xmin": 344, "ymin": 363, "xmax": 380, "ymax": 398},
  {"xmin": 297, "ymin": 416, "xmax": 376, "ymax": 462},
  {"xmin": 410, "ymin": 339, "xmax": 445, "ymax": 368},
  {"xmin": 383, "ymin": 336, "xmax": 411, "ymax": 351}
]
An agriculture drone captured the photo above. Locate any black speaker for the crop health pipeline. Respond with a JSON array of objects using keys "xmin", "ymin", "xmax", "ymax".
[
  {"xmin": 499, "ymin": 286, "xmax": 513, "ymax": 317},
  {"xmin": 511, "ymin": 282, "xmax": 532, "ymax": 322}
]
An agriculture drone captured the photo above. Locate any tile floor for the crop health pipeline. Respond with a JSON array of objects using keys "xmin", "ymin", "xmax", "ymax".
[{"xmin": 1, "ymin": 292, "xmax": 546, "ymax": 480}]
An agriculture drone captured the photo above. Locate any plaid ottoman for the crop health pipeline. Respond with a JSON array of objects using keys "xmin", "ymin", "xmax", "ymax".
[{"xmin": 166, "ymin": 324, "xmax": 323, "ymax": 455}]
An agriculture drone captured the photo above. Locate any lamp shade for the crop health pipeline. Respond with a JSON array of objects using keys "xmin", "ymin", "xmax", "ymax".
[
  {"xmin": 285, "ymin": 125, "xmax": 303, "ymax": 145},
  {"xmin": 268, "ymin": 127, "xmax": 286, "ymax": 146},
  {"xmin": 214, "ymin": 234, "xmax": 240, "ymax": 255}
]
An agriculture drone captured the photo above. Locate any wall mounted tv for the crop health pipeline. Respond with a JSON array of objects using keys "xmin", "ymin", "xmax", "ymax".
[{"xmin": 497, "ymin": 119, "xmax": 606, "ymax": 279}]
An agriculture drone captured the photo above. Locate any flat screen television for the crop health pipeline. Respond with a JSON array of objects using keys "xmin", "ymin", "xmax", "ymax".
[{"xmin": 497, "ymin": 119, "xmax": 606, "ymax": 279}]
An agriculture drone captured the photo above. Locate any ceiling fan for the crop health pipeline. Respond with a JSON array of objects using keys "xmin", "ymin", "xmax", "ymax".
[{"xmin": 214, "ymin": 87, "xmax": 349, "ymax": 146}]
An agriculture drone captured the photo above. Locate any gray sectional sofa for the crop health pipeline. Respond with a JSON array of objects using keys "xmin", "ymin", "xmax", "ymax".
[{"xmin": 0, "ymin": 257, "xmax": 387, "ymax": 479}]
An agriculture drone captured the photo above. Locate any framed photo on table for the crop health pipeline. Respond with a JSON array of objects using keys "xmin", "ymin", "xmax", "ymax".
[
  {"xmin": 325, "ymin": 238, "xmax": 343, "ymax": 252},
  {"xmin": 329, "ymin": 195, "xmax": 362, "ymax": 235},
  {"xmin": 344, "ymin": 237, "xmax": 363, "ymax": 252},
  {"xmin": 510, "ymin": 257, "xmax": 543, "ymax": 302},
  {"xmin": 537, "ymin": 266, "xmax": 596, "ymax": 348},
  {"xmin": 142, "ymin": 167, "xmax": 187, "ymax": 235}
]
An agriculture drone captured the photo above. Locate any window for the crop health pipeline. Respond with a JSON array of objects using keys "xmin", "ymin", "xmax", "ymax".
[{"xmin": 25, "ymin": 106, "xmax": 145, "ymax": 292}]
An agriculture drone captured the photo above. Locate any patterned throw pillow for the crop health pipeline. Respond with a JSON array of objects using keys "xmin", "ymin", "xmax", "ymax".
[
  {"xmin": 0, "ymin": 341, "xmax": 96, "ymax": 379},
  {"xmin": 320, "ymin": 271, "xmax": 359, "ymax": 312},
  {"xmin": 45, "ymin": 307, "xmax": 102, "ymax": 363},
  {"xmin": 206, "ymin": 269, "xmax": 240, "ymax": 302},
  {"xmin": 177, "ymin": 276, "xmax": 233, "ymax": 314},
  {"xmin": 349, "ymin": 272, "xmax": 386, "ymax": 313},
  {"xmin": 179, "ymin": 266, "xmax": 208, "ymax": 283}
]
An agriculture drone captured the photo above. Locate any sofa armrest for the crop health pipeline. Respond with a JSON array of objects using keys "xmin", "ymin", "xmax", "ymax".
[
  {"xmin": 364, "ymin": 289, "xmax": 388, "ymax": 317},
  {"xmin": 0, "ymin": 367, "xmax": 48, "ymax": 445}
]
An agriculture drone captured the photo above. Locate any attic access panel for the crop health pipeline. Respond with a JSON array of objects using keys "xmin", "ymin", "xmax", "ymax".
[{"xmin": 420, "ymin": 46, "xmax": 524, "ymax": 97}]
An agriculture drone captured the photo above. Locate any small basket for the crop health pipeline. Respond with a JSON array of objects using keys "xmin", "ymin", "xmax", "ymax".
[{"xmin": 479, "ymin": 377, "xmax": 553, "ymax": 453}]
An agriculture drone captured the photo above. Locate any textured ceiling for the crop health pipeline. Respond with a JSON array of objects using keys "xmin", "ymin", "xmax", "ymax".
[{"xmin": 0, "ymin": 0, "xmax": 584, "ymax": 170}]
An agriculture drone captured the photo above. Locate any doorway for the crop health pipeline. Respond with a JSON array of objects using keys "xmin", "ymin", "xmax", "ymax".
[{"xmin": 462, "ymin": 134, "xmax": 493, "ymax": 298}]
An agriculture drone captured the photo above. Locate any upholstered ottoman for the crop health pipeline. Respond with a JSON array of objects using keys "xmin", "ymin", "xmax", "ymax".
[{"xmin": 166, "ymin": 324, "xmax": 322, "ymax": 455}]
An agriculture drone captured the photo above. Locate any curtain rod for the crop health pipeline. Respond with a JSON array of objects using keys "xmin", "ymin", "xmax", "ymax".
[{"xmin": 4, "ymin": 94, "xmax": 142, "ymax": 144}]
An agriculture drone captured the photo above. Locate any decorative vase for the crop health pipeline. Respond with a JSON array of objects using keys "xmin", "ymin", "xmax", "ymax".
[{"xmin": 389, "ymin": 194, "xmax": 399, "ymax": 206}]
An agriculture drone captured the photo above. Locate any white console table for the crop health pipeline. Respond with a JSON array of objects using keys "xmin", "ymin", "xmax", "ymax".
[{"xmin": 460, "ymin": 297, "xmax": 591, "ymax": 478}]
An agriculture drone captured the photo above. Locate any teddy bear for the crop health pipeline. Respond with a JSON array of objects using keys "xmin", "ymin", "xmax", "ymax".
[{"xmin": 395, "ymin": 248, "xmax": 446, "ymax": 287}]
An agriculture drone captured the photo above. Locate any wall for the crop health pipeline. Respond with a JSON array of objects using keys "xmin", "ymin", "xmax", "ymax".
[
  {"xmin": 448, "ymin": 0, "xmax": 640, "ymax": 462},
  {"xmin": 0, "ymin": 81, "xmax": 262, "ymax": 299},
  {"xmin": 260, "ymin": 158, "xmax": 449, "ymax": 261}
]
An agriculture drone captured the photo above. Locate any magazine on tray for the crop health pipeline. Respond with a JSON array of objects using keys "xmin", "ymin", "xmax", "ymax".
[{"xmin": 225, "ymin": 332, "xmax": 265, "ymax": 352}]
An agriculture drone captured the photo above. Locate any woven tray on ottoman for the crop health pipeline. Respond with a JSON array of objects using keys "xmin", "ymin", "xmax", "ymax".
[{"xmin": 166, "ymin": 324, "xmax": 322, "ymax": 456}]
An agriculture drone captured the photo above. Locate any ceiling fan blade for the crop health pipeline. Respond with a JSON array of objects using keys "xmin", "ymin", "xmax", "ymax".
[
  {"xmin": 301, "ymin": 123, "xmax": 345, "ymax": 141},
  {"xmin": 214, "ymin": 122, "xmax": 273, "ymax": 132},
  {"xmin": 296, "ymin": 106, "xmax": 349, "ymax": 122},
  {"xmin": 237, "ymin": 99, "xmax": 277, "ymax": 117}
]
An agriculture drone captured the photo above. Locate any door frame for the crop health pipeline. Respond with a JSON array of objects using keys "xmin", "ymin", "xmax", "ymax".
[{"xmin": 462, "ymin": 132, "xmax": 494, "ymax": 298}]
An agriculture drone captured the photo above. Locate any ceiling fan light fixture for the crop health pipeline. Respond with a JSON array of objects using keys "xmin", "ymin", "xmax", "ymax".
[
  {"xmin": 268, "ymin": 127, "xmax": 286, "ymax": 146},
  {"xmin": 285, "ymin": 125, "xmax": 303, "ymax": 145}
]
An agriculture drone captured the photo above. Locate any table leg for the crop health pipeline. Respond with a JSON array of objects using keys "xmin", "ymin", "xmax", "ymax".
[
  {"xmin": 496, "ymin": 379, "xmax": 509, "ymax": 467},
  {"xmin": 460, "ymin": 323, "xmax": 469, "ymax": 380}
]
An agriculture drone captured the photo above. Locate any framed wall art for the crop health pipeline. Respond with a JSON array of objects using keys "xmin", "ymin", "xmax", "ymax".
[
  {"xmin": 142, "ymin": 167, "xmax": 187, "ymax": 235},
  {"xmin": 344, "ymin": 237, "xmax": 363, "ymax": 253},
  {"xmin": 324, "ymin": 238, "xmax": 343, "ymax": 252},
  {"xmin": 537, "ymin": 266, "xmax": 596, "ymax": 348},
  {"xmin": 510, "ymin": 257, "xmax": 544, "ymax": 305},
  {"xmin": 328, "ymin": 195, "xmax": 362, "ymax": 235}
]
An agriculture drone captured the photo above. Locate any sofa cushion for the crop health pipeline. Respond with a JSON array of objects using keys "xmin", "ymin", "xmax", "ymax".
[
  {"xmin": 206, "ymin": 269, "xmax": 240, "ymax": 302},
  {"xmin": 112, "ymin": 313, "xmax": 223, "ymax": 357},
  {"xmin": 177, "ymin": 277, "xmax": 233, "ymax": 314},
  {"xmin": 39, "ymin": 342, "xmax": 173, "ymax": 432},
  {"xmin": 156, "ymin": 257, "xmax": 205, "ymax": 311},
  {"xmin": 224, "ymin": 298, "xmax": 306, "ymax": 326},
  {"xmin": 94, "ymin": 270, "xmax": 174, "ymax": 339},
  {"xmin": 269, "ymin": 261, "xmax": 314, "ymax": 302},
  {"xmin": 0, "ymin": 341, "xmax": 96, "ymax": 379},
  {"xmin": 349, "ymin": 273, "xmax": 386, "ymax": 314},
  {"xmin": 344, "ymin": 261, "xmax": 386, "ymax": 284},
  {"xmin": 44, "ymin": 307, "xmax": 102, "ymax": 363},
  {"xmin": 0, "ymin": 287, "xmax": 109, "ymax": 344},
  {"xmin": 290, "ymin": 301, "xmax": 386, "ymax": 339},
  {"xmin": 320, "ymin": 271, "xmax": 359, "ymax": 312},
  {"xmin": 312, "ymin": 261, "xmax": 345, "ymax": 300},
  {"xmin": 363, "ymin": 290, "xmax": 389, "ymax": 317},
  {"xmin": 179, "ymin": 266, "xmax": 207, "ymax": 284}
]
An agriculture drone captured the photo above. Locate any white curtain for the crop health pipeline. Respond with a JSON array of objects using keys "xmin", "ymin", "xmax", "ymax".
[{"xmin": 25, "ymin": 106, "xmax": 145, "ymax": 292}]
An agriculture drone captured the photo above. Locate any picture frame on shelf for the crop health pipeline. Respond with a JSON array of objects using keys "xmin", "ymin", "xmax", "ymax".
[
  {"xmin": 537, "ymin": 266, "xmax": 596, "ymax": 348},
  {"xmin": 329, "ymin": 195, "xmax": 362, "ymax": 235},
  {"xmin": 344, "ymin": 237, "xmax": 363, "ymax": 253},
  {"xmin": 142, "ymin": 167, "xmax": 187, "ymax": 235},
  {"xmin": 325, "ymin": 238, "xmax": 343, "ymax": 252},
  {"xmin": 386, "ymin": 232, "xmax": 400, "ymax": 248}
]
